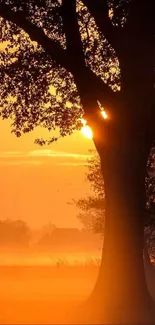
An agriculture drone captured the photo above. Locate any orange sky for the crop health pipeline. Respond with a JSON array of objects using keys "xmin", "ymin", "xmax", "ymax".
[{"xmin": 0, "ymin": 118, "xmax": 94, "ymax": 229}]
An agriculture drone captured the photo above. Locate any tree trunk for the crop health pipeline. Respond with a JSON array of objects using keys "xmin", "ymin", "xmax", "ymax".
[
  {"xmin": 82, "ymin": 131, "xmax": 155, "ymax": 324},
  {"xmin": 144, "ymin": 244, "xmax": 151, "ymax": 267},
  {"xmin": 144, "ymin": 244, "xmax": 155, "ymax": 303}
]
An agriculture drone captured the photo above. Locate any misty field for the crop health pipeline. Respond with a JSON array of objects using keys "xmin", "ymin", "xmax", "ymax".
[
  {"xmin": 0, "ymin": 251, "xmax": 100, "ymax": 324},
  {"xmin": 1, "ymin": 249, "xmax": 155, "ymax": 324}
]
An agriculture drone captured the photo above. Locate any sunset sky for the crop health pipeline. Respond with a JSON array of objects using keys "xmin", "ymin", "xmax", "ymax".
[{"xmin": 0, "ymin": 118, "xmax": 94, "ymax": 229}]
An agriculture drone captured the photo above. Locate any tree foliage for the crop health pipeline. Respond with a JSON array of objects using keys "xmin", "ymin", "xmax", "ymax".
[
  {"xmin": 75, "ymin": 150, "xmax": 105, "ymax": 234},
  {"xmin": 76, "ymin": 149, "xmax": 155, "ymax": 249},
  {"xmin": 0, "ymin": 0, "xmax": 120, "ymax": 145},
  {"xmin": 0, "ymin": 1, "xmax": 154, "ymax": 146},
  {"xmin": 0, "ymin": 219, "xmax": 31, "ymax": 246}
]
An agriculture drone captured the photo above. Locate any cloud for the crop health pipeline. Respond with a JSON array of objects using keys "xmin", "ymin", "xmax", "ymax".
[
  {"xmin": 0, "ymin": 149, "xmax": 91, "ymax": 160},
  {"xmin": 28, "ymin": 149, "xmax": 91, "ymax": 160},
  {"xmin": 0, "ymin": 149, "xmax": 91, "ymax": 166}
]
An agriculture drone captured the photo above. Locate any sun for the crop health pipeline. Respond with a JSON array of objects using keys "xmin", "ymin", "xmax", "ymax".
[
  {"xmin": 80, "ymin": 107, "xmax": 108, "ymax": 139},
  {"xmin": 81, "ymin": 125, "xmax": 93, "ymax": 139},
  {"xmin": 80, "ymin": 119, "xmax": 93, "ymax": 139}
]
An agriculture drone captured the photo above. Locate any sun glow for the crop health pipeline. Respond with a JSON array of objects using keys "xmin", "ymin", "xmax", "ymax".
[
  {"xmin": 80, "ymin": 103, "xmax": 108, "ymax": 139},
  {"xmin": 101, "ymin": 110, "xmax": 108, "ymax": 119},
  {"xmin": 81, "ymin": 119, "xmax": 93, "ymax": 139},
  {"xmin": 97, "ymin": 100, "xmax": 108, "ymax": 119}
]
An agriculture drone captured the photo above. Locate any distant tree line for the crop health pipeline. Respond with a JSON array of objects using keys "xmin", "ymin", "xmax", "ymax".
[
  {"xmin": 0, "ymin": 219, "xmax": 31, "ymax": 246},
  {"xmin": 0, "ymin": 221, "xmax": 99, "ymax": 249}
]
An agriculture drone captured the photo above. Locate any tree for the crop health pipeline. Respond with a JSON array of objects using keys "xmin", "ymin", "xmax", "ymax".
[
  {"xmin": 76, "ymin": 149, "xmax": 155, "ymax": 252},
  {"xmin": 75, "ymin": 150, "xmax": 105, "ymax": 234},
  {"xmin": 76, "ymin": 150, "xmax": 104, "ymax": 233},
  {"xmin": 145, "ymin": 148, "xmax": 155, "ymax": 257},
  {"xmin": 0, "ymin": 1, "xmax": 155, "ymax": 323},
  {"xmin": 0, "ymin": 219, "xmax": 31, "ymax": 246}
]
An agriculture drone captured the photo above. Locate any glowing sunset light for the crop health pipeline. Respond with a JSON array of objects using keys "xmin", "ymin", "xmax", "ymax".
[
  {"xmin": 101, "ymin": 110, "xmax": 108, "ymax": 119},
  {"xmin": 97, "ymin": 100, "xmax": 108, "ymax": 119},
  {"xmin": 81, "ymin": 125, "xmax": 93, "ymax": 139},
  {"xmin": 81, "ymin": 119, "xmax": 93, "ymax": 139},
  {"xmin": 81, "ymin": 118, "xmax": 87, "ymax": 126}
]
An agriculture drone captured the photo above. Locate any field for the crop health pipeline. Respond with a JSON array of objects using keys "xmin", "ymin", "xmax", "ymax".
[
  {"xmin": 0, "ymin": 249, "xmax": 155, "ymax": 324},
  {"xmin": 0, "ymin": 251, "xmax": 100, "ymax": 324}
]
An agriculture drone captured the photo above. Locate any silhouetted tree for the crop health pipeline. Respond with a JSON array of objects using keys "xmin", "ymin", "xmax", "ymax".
[
  {"xmin": 75, "ymin": 150, "xmax": 105, "ymax": 234},
  {"xmin": 0, "ymin": 1, "xmax": 155, "ymax": 323},
  {"xmin": 76, "ymin": 149, "xmax": 155, "ymax": 252},
  {"xmin": 145, "ymin": 148, "xmax": 155, "ymax": 257},
  {"xmin": 0, "ymin": 219, "xmax": 31, "ymax": 246}
]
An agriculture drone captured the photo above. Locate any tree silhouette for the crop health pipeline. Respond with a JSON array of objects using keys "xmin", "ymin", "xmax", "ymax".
[
  {"xmin": 145, "ymin": 148, "xmax": 155, "ymax": 257},
  {"xmin": 0, "ymin": 219, "xmax": 31, "ymax": 246},
  {"xmin": 0, "ymin": 1, "xmax": 155, "ymax": 323},
  {"xmin": 75, "ymin": 150, "xmax": 105, "ymax": 234},
  {"xmin": 76, "ymin": 149, "xmax": 155, "ymax": 252}
]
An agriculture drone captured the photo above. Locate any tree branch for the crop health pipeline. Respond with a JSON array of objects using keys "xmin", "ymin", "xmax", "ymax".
[
  {"xmin": 0, "ymin": 51, "xmax": 52, "ymax": 78},
  {"xmin": 81, "ymin": 0, "xmax": 121, "ymax": 52},
  {"xmin": 0, "ymin": 2, "xmax": 70, "ymax": 71},
  {"xmin": 61, "ymin": 0, "xmax": 117, "ymax": 113},
  {"xmin": 126, "ymin": 0, "xmax": 154, "ymax": 37},
  {"xmin": 61, "ymin": 0, "xmax": 85, "ymax": 70},
  {"xmin": 85, "ymin": 67, "xmax": 118, "ymax": 109},
  {"xmin": 0, "ymin": 1, "xmax": 118, "ymax": 118}
]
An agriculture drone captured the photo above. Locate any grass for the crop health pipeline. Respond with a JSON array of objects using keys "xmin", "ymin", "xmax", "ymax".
[
  {"xmin": 49, "ymin": 256, "xmax": 101, "ymax": 267},
  {"xmin": 0, "ymin": 256, "xmax": 100, "ymax": 324},
  {"xmin": 0, "ymin": 254, "xmax": 155, "ymax": 324}
]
